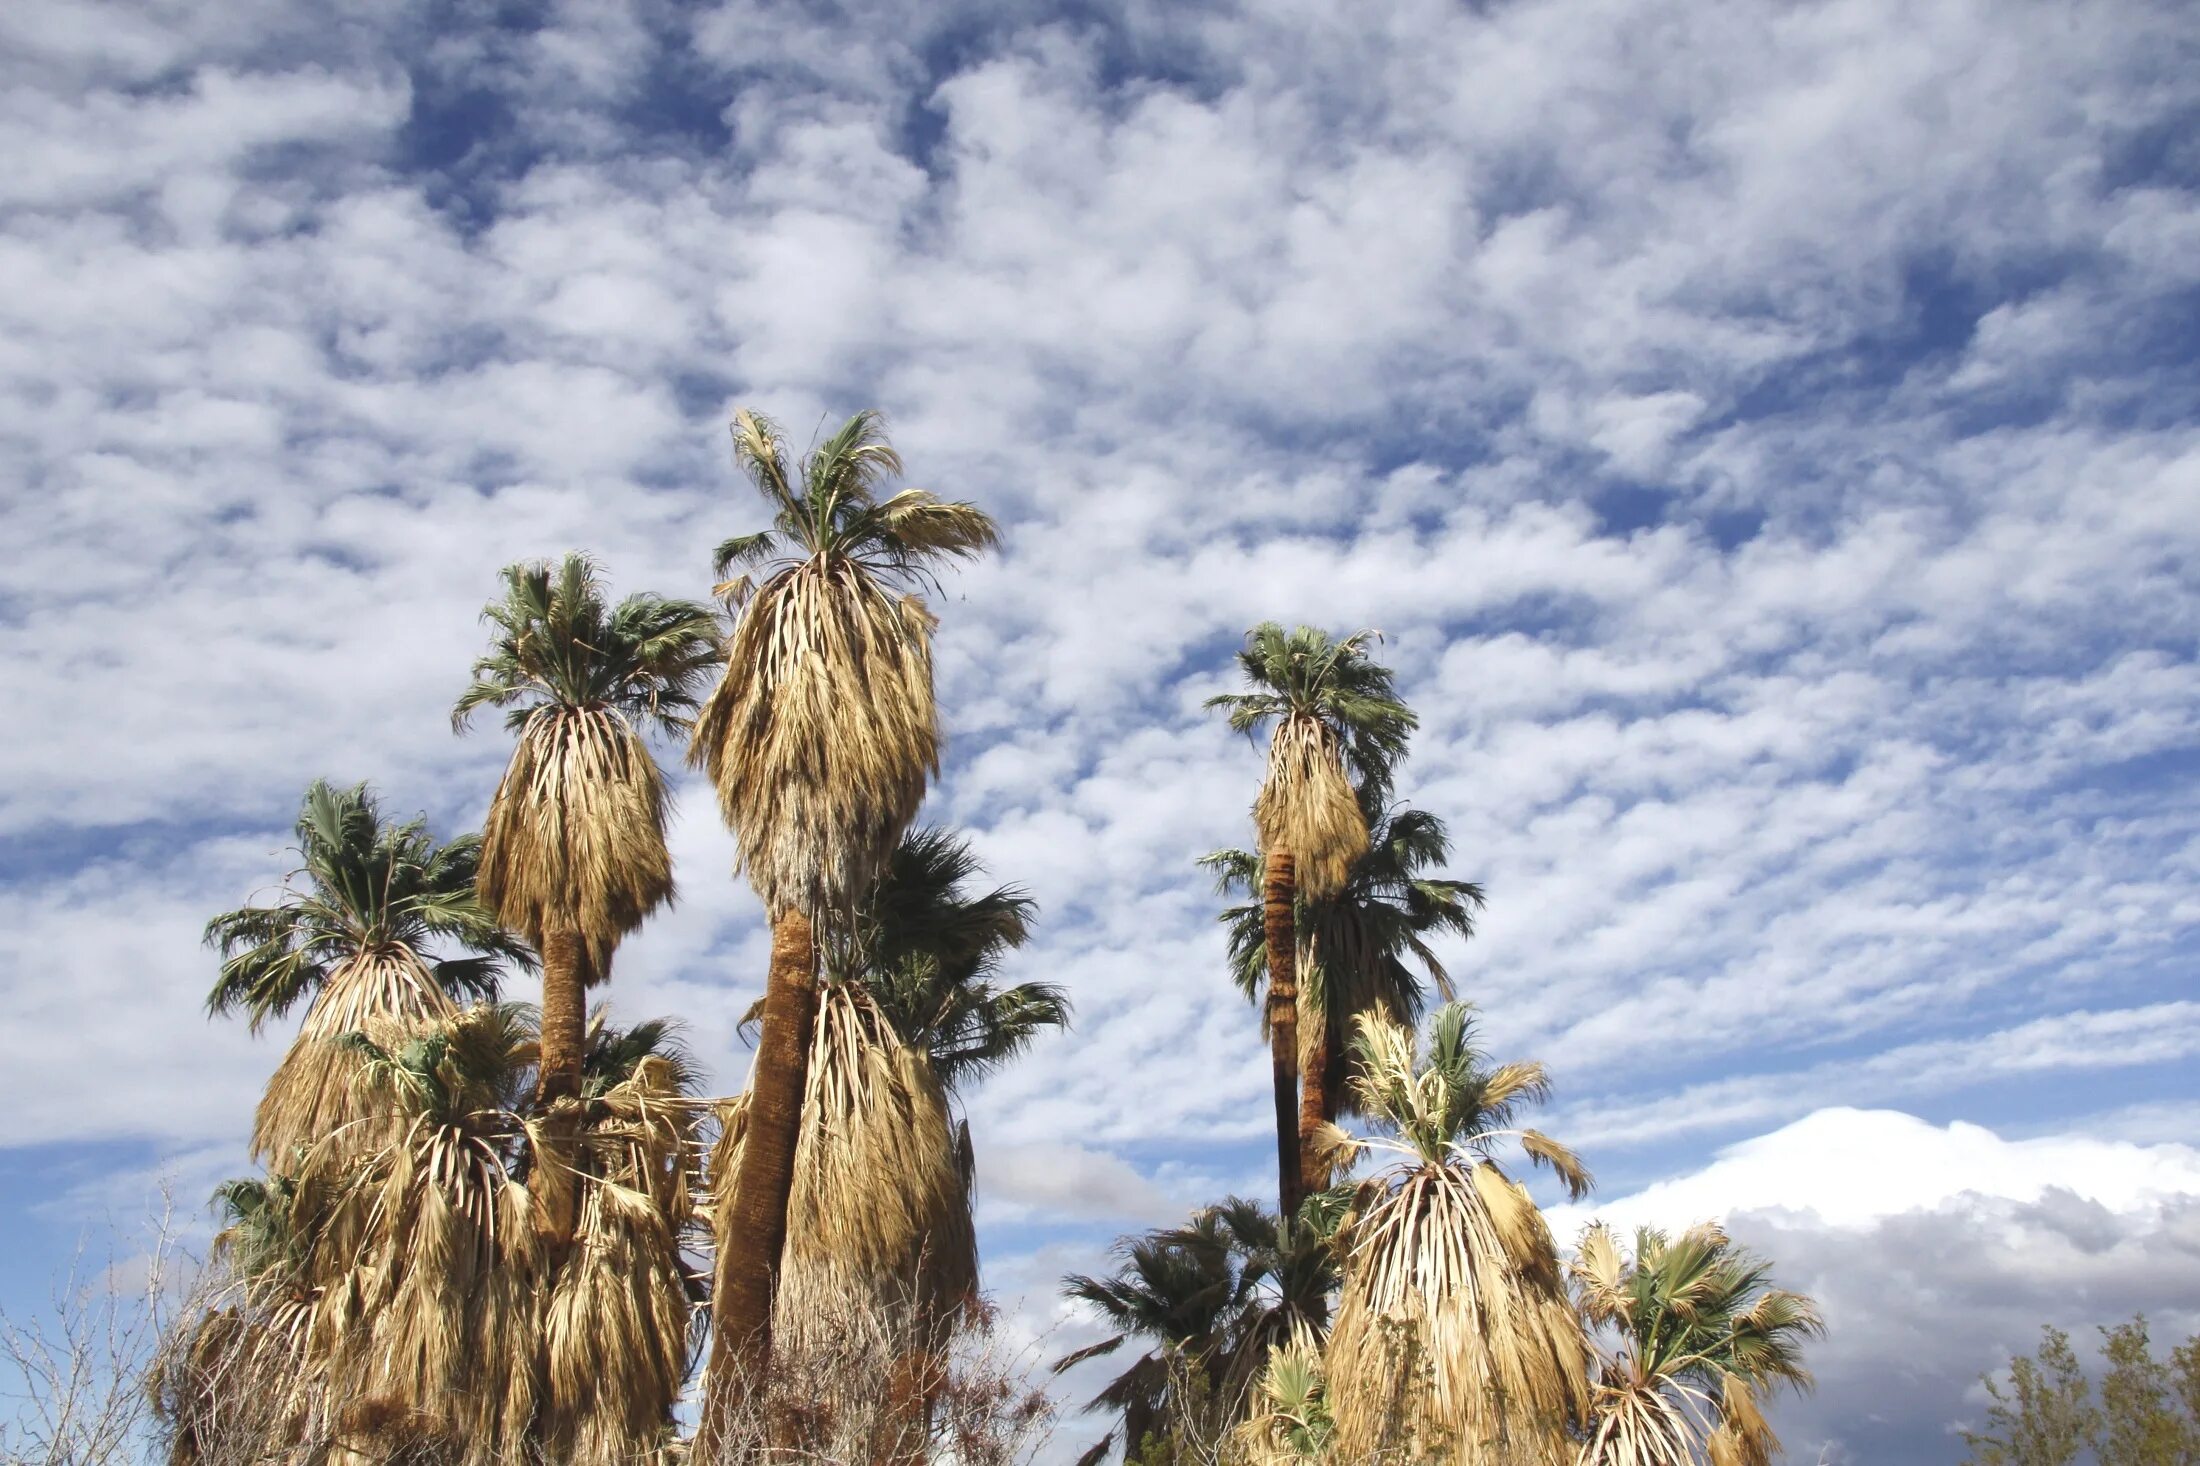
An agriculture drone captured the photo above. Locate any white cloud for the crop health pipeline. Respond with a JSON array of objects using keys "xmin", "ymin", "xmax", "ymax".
[
  {"xmin": 0, "ymin": 2, "xmax": 2196, "ymax": 1456},
  {"xmin": 1552, "ymin": 1108, "xmax": 2200, "ymax": 1465}
]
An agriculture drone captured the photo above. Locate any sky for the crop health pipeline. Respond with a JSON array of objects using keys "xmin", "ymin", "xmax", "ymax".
[{"xmin": 0, "ymin": 0, "xmax": 2196, "ymax": 1460}]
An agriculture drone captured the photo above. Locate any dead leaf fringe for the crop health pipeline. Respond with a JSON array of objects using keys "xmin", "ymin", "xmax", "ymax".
[
  {"xmin": 711, "ymin": 983, "xmax": 975, "ymax": 1364},
  {"xmin": 541, "ymin": 1054, "xmax": 699, "ymax": 1464},
  {"xmin": 1326, "ymin": 1161, "xmax": 1588, "ymax": 1464},
  {"xmin": 1255, "ymin": 716, "xmax": 1368, "ymax": 900},
  {"xmin": 253, "ymin": 948, "xmax": 456, "ymax": 1168},
  {"xmin": 294, "ymin": 1012, "xmax": 546, "ymax": 1464},
  {"xmin": 480, "ymin": 704, "xmax": 674, "ymax": 976},
  {"xmin": 690, "ymin": 558, "xmax": 938, "ymax": 918}
]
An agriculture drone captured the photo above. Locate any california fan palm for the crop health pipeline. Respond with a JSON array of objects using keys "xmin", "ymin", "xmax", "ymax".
[
  {"xmin": 689, "ymin": 408, "xmax": 999, "ymax": 1410},
  {"xmin": 708, "ymin": 827, "xmax": 1061, "ymax": 1453},
  {"xmin": 1207, "ymin": 623, "xmax": 1415, "ymax": 1216},
  {"xmin": 1571, "ymin": 1222, "xmax": 1822, "ymax": 1466},
  {"xmin": 453, "ymin": 551, "xmax": 717, "ymax": 1238},
  {"xmin": 1205, "ymin": 793, "xmax": 1482, "ymax": 1194},
  {"xmin": 203, "ymin": 778, "xmax": 528, "ymax": 1169},
  {"xmin": 1317, "ymin": 1004, "xmax": 1594, "ymax": 1463}
]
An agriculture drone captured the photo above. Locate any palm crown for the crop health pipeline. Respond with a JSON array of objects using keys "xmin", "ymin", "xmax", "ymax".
[
  {"xmin": 204, "ymin": 779, "xmax": 527, "ymax": 1031},
  {"xmin": 1206, "ymin": 623, "xmax": 1416, "ymax": 898},
  {"xmin": 1056, "ymin": 1199, "xmax": 1335, "ymax": 1466},
  {"xmin": 691, "ymin": 409, "xmax": 1000, "ymax": 918},
  {"xmin": 454, "ymin": 553, "xmax": 719, "ymax": 976},
  {"xmin": 452, "ymin": 552, "xmax": 721, "ymax": 739},
  {"xmin": 1317, "ymin": 1005, "xmax": 1593, "ymax": 1460},
  {"xmin": 1572, "ymin": 1221, "xmax": 1823, "ymax": 1466}
]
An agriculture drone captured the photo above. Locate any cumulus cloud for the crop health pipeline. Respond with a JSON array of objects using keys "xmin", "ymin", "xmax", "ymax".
[
  {"xmin": 0, "ymin": 1, "xmax": 2195, "ymax": 1454},
  {"xmin": 1550, "ymin": 1108, "xmax": 2200, "ymax": 1465}
]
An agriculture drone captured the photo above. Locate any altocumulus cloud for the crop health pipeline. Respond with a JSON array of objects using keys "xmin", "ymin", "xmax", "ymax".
[{"xmin": 0, "ymin": 0, "xmax": 2195, "ymax": 1459}]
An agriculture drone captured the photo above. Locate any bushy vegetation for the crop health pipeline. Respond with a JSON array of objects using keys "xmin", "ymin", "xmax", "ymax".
[{"xmin": 1961, "ymin": 1316, "xmax": 2200, "ymax": 1466}]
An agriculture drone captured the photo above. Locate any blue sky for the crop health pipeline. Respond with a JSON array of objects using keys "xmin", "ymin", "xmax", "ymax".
[{"xmin": 1, "ymin": 0, "xmax": 2196, "ymax": 1460}]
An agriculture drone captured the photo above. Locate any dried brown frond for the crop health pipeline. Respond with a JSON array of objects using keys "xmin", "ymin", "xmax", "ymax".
[
  {"xmin": 306, "ymin": 1020, "xmax": 547, "ymax": 1465},
  {"xmin": 710, "ymin": 983, "xmax": 975, "ymax": 1358},
  {"xmin": 1577, "ymin": 1378, "xmax": 1697, "ymax": 1466},
  {"xmin": 542, "ymin": 1054, "xmax": 700, "ymax": 1464},
  {"xmin": 690, "ymin": 558, "xmax": 939, "ymax": 917},
  {"xmin": 250, "ymin": 948, "xmax": 455, "ymax": 1168},
  {"xmin": 1705, "ymin": 1375, "xmax": 1779, "ymax": 1466},
  {"xmin": 1326, "ymin": 1158, "xmax": 1589, "ymax": 1463},
  {"xmin": 1254, "ymin": 715, "xmax": 1369, "ymax": 899},
  {"xmin": 480, "ymin": 703, "xmax": 675, "ymax": 976}
]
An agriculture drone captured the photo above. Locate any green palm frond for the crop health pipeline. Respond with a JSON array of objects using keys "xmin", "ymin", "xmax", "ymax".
[
  {"xmin": 452, "ymin": 552, "xmax": 721, "ymax": 738},
  {"xmin": 1571, "ymin": 1221, "xmax": 1824, "ymax": 1466},
  {"xmin": 204, "ymin": 780, "xmax": 530, "ymax": 1031}
]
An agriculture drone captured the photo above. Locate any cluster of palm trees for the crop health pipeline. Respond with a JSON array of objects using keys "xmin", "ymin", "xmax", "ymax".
[
  {"xmin": 164, "ymin": 411, "xmax": 1060, "ymax": 1463},
  {"xmin": 159, "ymin": 406, "xmax": 1823, "ymax": 1465},
  {"xmin": 1053, "ymin": 627, "xmax": 1825, "ymax": 1465}
]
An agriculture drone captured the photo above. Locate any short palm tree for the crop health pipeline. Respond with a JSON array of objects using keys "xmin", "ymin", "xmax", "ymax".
[
  {"xmin": 239, "ymin": 1002, "xmax": 700, "ymax": 1464},
  {"xmin": 453, "ymin": 552, "xmax": 718, "ymax": 1239},
  {"xmin": 311, "ymin": 1003, "xmax": 546, "ymax": 1464},
  {"xmin": 1316, "ymin": 1005, "xmax": 1594, "ymax": 1463},
  {"xmin": 1207, "ymin": 623, "xmax": 1415, "ymax": 1218},
  {"xmin": 1206, "ymin": 795, "xmax": 1483, "ymax": 1197},
  {"xmin": 1571, "ymin": 1223, "xmax": 1822, "ymax": 1466},
  {"xmin": 204, "ymin": 778, "xmax": 528, "ymax": 1168},
  {"xmin": 1055, "ymin": 1199, "xmax": 1336, "ymax": 1466},
  {"xmin": 688, "ymin": 408, "xmax": 999, "ymax": 1409}
]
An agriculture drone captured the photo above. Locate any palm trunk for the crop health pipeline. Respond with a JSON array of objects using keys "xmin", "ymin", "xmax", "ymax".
[
  {"xmin": 1262, "ymin": 849, "xmax": 1302, "ymax": 1220},
  {"xmin": 534, "ymin": 923, "xmax": 589, "ymax": 1246},
  {"xmin": 1298, "ymin": 1007, "xmax": 1329, "ymax": 1198},
  {"xmin": 701, "ymin": 905, "xmax": 818, "ymax": 1456}
]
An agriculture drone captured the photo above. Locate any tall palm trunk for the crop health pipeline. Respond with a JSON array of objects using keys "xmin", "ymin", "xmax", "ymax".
[
  {"xmin": 1298, "ymin": 1004, "xmax": 1330, "ymax": 1197},
  {"xmin": 534, "ymin": 923, "xmax": 590, "ymax": 1245},
  {"xmin": 704, "ymin": 906, "xmax": 819, "ymax": 1446},
  {"xmin": 1262, "ymin": 850, "xmax": 1302, "ymax": 1220}
]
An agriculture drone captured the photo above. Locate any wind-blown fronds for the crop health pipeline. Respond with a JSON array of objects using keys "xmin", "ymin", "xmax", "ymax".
[
  {"xmin": 689, "ymin": 409, "xmax": 999, "ymax": 918},
  {"xmin": 456, "ymin": 554, "xmax": 719, "ymax": 977},
  {"xmin": 1322, "ymin": 1006, "xmax": 1593, "ymax": 1463},
  {"xmin": 855, "ymin": 825, "xmax": 1062, "ymax": 1093},
  {"xmin": 1571, "ymin": 1222, "xmax": 1822, "ymax": 1466},
  {"xmin": 204, "ymin": 779, "xmax": 529, "ymax": 1165},
  {"xmin": 1206, "ymin": 624, "xmax": 1416, "ymax": 898}
]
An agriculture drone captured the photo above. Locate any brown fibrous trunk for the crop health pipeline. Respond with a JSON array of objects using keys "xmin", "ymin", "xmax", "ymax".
[
  {"xmin": 533, "ymin": 923, "xmax": 589, "ymax": 1248},
  {"xmin": 700, "ymin": 905, "xmax": 819, "ymax": 1457},
  {"xmin": 1299, "ymin": 1009, "xmax": 1330, "ymax": 1199},
  {"xmin": 1263, "ymin": 850, "xmax": 1302, "ymax": 1221}
]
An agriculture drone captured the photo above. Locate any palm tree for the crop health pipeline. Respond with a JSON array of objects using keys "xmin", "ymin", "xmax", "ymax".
[
  {"xmin": 310, "ymin": 1003, "xmax": 547, "ymax": 1465},
  {"xmin": 1316, "ymin": 1005, "xmax": 1594, "ymax": 1463},
  {"xmin": 1207, "ymin": 623, "xmax": 1415, "ymax": 1218},
  {"xmin": 204, "ymin": 778, "xmax": 528, "ymax": 1168},
  {"xmin": 1571, "ymin": 1223, "xmax": 1823, "ymax": 1466},
  {"xmin": 544, "ymin": 1010, "xmax": 706, "ymax": 1464},
  {"xmin": 1054, "ymin": 1199, "xmax": 1336, "ymax": 1466},
  {"xmin": 1205, "ymin": 794, "xmax": 1483, "ymax": 1196},
  {"xmin": 452, "ymin": 552, "xmax": 718, "ymax": 1240},
  {"xmin": 707, "ymin": 827, "xmax": 1062, "ymax": 1454},
  {"xmin": 225, "ymin": 1002, "xmax": 700, "ymax": 1464},
  {"xmin": 688, "ymin": 408, "xmax": 999, "ymax": 1409}
]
